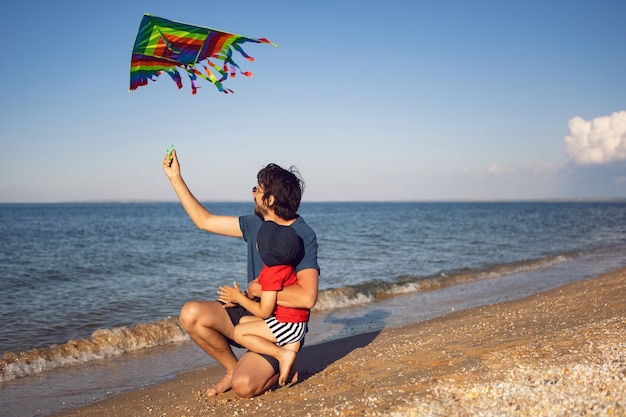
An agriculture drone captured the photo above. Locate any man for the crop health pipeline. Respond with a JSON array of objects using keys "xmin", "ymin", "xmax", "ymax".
[{"xmin": 162, "ymin": 150, "xmax": 320, "ymax": 398}]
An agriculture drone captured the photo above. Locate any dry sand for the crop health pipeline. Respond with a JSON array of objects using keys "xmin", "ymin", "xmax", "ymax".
[{"xmin": 53, "ymin": 268, "xmax": 626, "ymax": 416}]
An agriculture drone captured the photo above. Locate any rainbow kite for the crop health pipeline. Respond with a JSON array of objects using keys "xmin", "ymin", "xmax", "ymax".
[{"xmin": 129, "ymin": 14, "xmax": 276, "ymax": 94}]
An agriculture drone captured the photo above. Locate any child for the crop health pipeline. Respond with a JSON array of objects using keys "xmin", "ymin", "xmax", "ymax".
[{"xmin": 217, "ymin": 220, "xmax": 308, "ymax": 386}]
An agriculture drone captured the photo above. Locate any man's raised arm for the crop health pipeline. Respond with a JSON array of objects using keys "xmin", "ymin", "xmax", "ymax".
[{"xmin": 163, "ymin": 150, "xmax": 242, "ymax": 238}]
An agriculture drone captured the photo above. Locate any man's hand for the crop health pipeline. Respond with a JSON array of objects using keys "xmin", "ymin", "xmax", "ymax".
[{"xmin": 162, "ymin": 149, "xmax": 180, "ymax": 180}]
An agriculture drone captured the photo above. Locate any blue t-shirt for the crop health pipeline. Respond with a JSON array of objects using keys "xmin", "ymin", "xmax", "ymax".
[{"xmin": 239, "ymin": 214, "xmax": 320, "ymax": 283}]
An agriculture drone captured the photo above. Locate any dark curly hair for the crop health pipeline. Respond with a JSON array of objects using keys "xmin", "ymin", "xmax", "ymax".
[{"xmin": 257, "ymin": 163, "xmax": 304, "ymax": 220}]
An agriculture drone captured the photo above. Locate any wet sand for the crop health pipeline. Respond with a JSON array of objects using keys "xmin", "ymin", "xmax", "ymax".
[{"xmin": 52, "ymin": 268, "xmax": 626, "ymax": 416}]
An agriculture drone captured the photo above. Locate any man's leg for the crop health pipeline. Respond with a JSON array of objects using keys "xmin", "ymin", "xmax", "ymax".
[
  {"xmin": 233, "ymin": 321, "xmax": 300, "ymax": 387},
  {"xmin": 179, "ymin": 300, "xmax": 238, "ymax": 395},
  {"xmin": 231, "ymin": 351, "xmax": 280, "ymax": 398}
]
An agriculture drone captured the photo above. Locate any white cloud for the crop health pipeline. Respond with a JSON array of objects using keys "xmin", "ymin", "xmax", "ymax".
[
  {"xmin": 521, "ymin": 161, "xmax": 563, "ymax": 174},
  {"xmin": 487, "ymin": 163, "xmax": 515, "ymax": 175},
  {"xmin": 564, "ymin": 111, "xmax": 626, "ymax": 164}
]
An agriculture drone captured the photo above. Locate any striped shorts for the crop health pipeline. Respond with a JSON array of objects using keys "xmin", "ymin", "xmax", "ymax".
[{"xmin": 265, "ymin": 316, "xmax": 306, "ymax": 347}]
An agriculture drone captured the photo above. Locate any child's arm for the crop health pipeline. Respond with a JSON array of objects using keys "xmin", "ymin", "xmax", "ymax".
[{"xmin": 218, "ymin": 282, "xmax": 277, "ymax": 319}]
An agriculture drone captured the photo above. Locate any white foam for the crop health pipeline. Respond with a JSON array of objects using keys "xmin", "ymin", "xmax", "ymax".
[{"xmin": 0, "ymin": 318, "xmax": 188, "ymax": 382}]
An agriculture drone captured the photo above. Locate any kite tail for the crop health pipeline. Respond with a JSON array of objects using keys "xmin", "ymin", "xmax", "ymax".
[
  {"xmin": 221, "ymin": 49, "xmax": 253, "ymax": 79},
  {"xmin": 190, "ymin": 66, "xmax": 231, "ymax": 94},
  {"xmin": 205, "ymin": 60, "xmax": 228, "ymax": 83},
  {"xmin": 165, "ymin": 68, "xmax": 183, "ymax": 89},
  {"xmin": 232, "ymin": 43, "xmax": 256, "ymax": 62}
]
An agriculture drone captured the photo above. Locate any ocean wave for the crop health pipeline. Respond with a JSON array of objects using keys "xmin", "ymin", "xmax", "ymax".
[
  {"xmin": 0, "ymin": 318, "xmax": 188, "ymax": 382},
  {"xmin": 0, "ymin": 254, "xmax": 578, "ymax": 381},
  {"xmin": 313, "ymin": 253, "xmax": 579, "ymax": 311}
]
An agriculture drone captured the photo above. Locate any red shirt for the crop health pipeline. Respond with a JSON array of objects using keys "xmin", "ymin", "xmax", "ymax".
[{"xmin": 258, "ymin": 264, "xmax": 309, "ymax": 323}]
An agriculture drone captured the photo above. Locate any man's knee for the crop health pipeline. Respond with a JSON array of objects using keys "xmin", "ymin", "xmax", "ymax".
[
  {"xmin": 179, "ymin": 300, "xmax": 228, "ymax": 334},
  {"xmin": 231, "ymin": 354, "xmax": 277, "ymax": 398},
  {"xmin": 179, "ymin": 301, "xmax": 202, "ymax": 330},
  {"xmin": 231, "ymin": 373, "xmax": 260, "ymax": 398}
]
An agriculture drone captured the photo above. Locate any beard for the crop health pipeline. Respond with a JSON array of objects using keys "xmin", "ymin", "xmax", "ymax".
[{"xmin": 254, "ymin": 202, "xmax": 268, "ymax": 219}]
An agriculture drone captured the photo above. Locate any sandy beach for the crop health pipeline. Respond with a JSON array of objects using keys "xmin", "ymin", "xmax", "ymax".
[{"xmin": 52, "ymin": 267, "xmax": 626, "ymax": 417}]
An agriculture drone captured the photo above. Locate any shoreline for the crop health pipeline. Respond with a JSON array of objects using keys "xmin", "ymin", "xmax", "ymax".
[{"xmin": 51, "ymin": 267, "xmax": 626, "ymax": 416}]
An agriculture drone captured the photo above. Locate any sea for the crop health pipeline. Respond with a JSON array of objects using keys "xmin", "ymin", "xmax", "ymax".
[{"xmin": 1, "ymin": 201, "xmax": 626, "ymax": 416}]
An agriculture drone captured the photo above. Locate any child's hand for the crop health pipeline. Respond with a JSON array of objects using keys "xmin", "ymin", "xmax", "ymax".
[
  {"xmin": 217, "ymin": 282, "xmax": 244, "ymax": 306},
  {"xmin": 246, "ymin": 279, "xmax": 262, "ymax": 299}
]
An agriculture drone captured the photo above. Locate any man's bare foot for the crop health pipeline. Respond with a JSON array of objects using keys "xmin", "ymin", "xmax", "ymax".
[
  {"xmin": 277, "ymin": 350, "xmax": 297, "ymax": 386},
  {"xmin": 205, "ymin": 373, "xmax": 232, "ymax": 396}
]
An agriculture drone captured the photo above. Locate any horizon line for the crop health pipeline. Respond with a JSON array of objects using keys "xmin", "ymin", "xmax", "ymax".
[{"xmin": 1, "ymin": 197, "xmax": 625, "ymax": 205}]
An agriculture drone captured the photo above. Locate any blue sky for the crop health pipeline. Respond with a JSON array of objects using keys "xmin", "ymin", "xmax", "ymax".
[{"xmin": 1, "ymin": 0, "xmax": 625, "ymax": 202}]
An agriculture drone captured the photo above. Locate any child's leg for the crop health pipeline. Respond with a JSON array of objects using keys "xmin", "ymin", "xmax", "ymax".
[
  {"xmin": 239, "ymin": 315, "xmax": 264, "ymax": 324},
  {"xmin": 278, "ymin": 342, "xmax": 300, "ymax": 386},
  {"xmin": 233, "ymin": 321, "xmax": 300, "ymax": 386}
]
